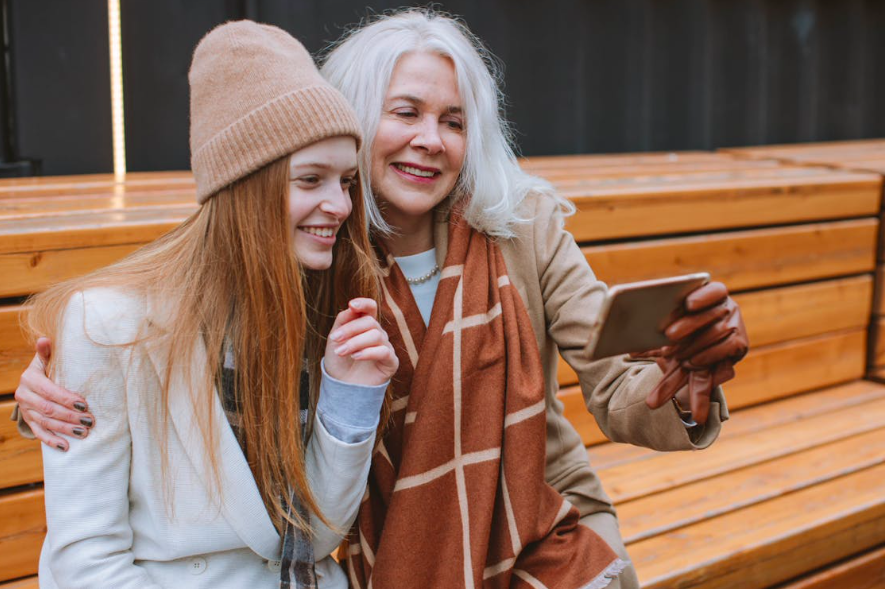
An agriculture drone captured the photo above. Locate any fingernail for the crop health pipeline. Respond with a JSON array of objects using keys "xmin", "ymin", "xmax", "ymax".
[
  {"xmin": 334, "ymin": 345, "xmax": 349, "ymax": 355},
  {"xmin": 73, "ymin": 427, "xmax": 86, "ymax": 437},
  {"xmin": 73, "ymin": 401, "xmax": 87, "ymax": 412},
  {"xmin": 56, "ymin": 443, "xmax": 67, "ymax": 451},
  {"xmin": 330, "ymin": 330, "xmax": 343, "ymax": 341},
  {"xmin": 80, "ymin": 417, "xmax": 93, "ymax": 427},
  {"xmin": 352, "ymin": 351, "xmax": 363, "ymax": 359}
]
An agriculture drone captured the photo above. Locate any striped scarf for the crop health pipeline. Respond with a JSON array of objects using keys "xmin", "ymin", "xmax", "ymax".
[
  {"xmin": 345, "ymin": 211, "xmax": 627, "ymax": 588},
  {"xmin": 220, "ymin": 351, "xmax": 317, "ymax": 588}
]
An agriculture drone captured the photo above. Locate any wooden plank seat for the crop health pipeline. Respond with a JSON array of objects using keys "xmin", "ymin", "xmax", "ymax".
[
  {"xmin": 1, "ymin": 149, "xmax": 884, "ymax": 586},
  {"xmin": 526, "ymin": 149, "xmax": 885, "ymax": 587},
  {"xmin": 720, "ymin": 139, "xmax": 885, "ymax": 392}
]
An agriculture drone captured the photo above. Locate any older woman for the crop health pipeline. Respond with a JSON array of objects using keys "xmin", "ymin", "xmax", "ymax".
[{"xmin": 16, "ymin": 9, "xmax": 748, "ymax": 589}]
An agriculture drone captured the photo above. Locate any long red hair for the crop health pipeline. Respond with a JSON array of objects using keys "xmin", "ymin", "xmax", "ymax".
[{"xmin": 28, "ymin": 154, "xmax": 383, "ymax": 532}]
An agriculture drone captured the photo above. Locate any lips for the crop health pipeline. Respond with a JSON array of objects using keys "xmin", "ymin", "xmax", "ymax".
[
  {"xmin": 393, "ymin": 162, "xmax": 440, "ymax": 179},
  {"xmin": 299, "ymin": 226, "xmax": 337, "ymax": 238}
]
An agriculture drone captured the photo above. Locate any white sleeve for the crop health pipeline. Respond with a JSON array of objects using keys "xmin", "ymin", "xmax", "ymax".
[
  {"xmin": 41, "ymin": 292, "xmax": 164, "ymax": 589},
  {"xmin": 304, "ymin": 412, "xmax": 376, "ymax": 558}
]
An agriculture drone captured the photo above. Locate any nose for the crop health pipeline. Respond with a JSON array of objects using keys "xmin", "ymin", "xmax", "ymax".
[
  {"xmin": 410, "ymin": 116, "xmax": 445, "ymax": 154},
  {"xmin": 319, "ymin": 183, "xmax": 352, "ymax": 220}
]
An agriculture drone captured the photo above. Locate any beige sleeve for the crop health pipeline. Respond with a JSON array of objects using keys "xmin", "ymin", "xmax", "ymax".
[
  {"xmin": 534, "ymin": 196, "xmax": 728, "ymax": 451},
  {"xmin": 10, "ymin": 403, "xmax": 36, "ymax": 439}
]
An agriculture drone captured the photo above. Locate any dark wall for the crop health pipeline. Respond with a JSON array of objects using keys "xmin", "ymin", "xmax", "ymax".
[
  {"xmin": 7, "ymin": 0, "xmax": 112, "ymax": 175},
  {"xmin": 6, "ymin": 0, "xmax": 885, "ymax": 175}
]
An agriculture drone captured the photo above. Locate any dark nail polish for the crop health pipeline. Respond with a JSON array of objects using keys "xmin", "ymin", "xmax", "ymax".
[
  {"xmin": 73, "ymin": 427, "xmax": 85, "ymax": 437},
  {"xmin": 80, "ymin": 417, "xmax": 93, "ymax": 427},
  {"xmin": 56, "ymin": 443, "xmax": 67, "ymax": 451},
  {"xmin": 73, "ymin": 401, "xmax": 87, "ymax": 412}
]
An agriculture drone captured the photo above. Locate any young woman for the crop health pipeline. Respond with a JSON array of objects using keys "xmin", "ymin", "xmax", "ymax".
[
  {"xmin": 23, "ymin": 21, "xmax": 396, "ymax": 588},
  {"xmin": 16, "ymin": 10, "xmax": 748, "ymax": 589}
]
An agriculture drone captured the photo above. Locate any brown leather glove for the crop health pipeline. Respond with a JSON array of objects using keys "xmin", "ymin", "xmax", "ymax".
[{"xmin": 637, "ymin": 281, "xmax": 749, "ymax": 425}]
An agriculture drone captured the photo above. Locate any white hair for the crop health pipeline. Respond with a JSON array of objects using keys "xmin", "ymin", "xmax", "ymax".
[{"xmin": 319, "ymin": 8, "xmax": 574, "ymax": 237}]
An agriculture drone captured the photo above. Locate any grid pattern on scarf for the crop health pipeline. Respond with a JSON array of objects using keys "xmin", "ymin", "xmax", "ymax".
[
  {"xmin": 345, "ymin": 212, "xmax": 626, "ymax": 588},
  {"xmin": 220, "ymin": 352, "xmax": 318, "ymax": 588}
]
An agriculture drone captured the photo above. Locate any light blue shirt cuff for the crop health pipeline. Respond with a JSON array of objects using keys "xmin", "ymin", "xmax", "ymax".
[{"xmin": 317, "ymin": 360, "xmax": 388, "ymax": 444}]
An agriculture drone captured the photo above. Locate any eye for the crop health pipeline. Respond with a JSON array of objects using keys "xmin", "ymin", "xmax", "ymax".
[
  {"xmin": 293, "ymin": 175, "xmax": 320, "ymax": 187},
  {"xmin": 393, "ymin": 108, "xmax": 418, "ymax": 119},
  {"xmin": 445, "ymin": 119, "xmax": 464, "ymax": 131},
  {"xmin": 341, "ymin": 176, "xmax": 356, "ymax": 189}
]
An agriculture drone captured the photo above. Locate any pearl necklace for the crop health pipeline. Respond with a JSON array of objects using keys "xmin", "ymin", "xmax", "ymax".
[{"xmin": 404, "ymin": 264, "xmax": 440, "ymax": 285}]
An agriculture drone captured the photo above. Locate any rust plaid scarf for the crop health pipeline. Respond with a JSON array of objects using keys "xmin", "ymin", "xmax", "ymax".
[{"xmin": 345, "ymin": 212, "xmax": 626, "ymax": 588}]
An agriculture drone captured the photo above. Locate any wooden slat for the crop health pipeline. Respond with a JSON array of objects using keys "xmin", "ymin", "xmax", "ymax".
[
  {"xmin": 0, "ymin": 401, "xmax": 42, "ymax": 489},
  {"xmin": 778, "ymin": 544, "xmax": 885, "ymax": 589},
  {"xmin": 734, "ymin": 276, "xmax": 872, "ymax": 348},
  {"xmin": 559, "ymin": 328, "xmax": 865, "ymax": 409},
  {"xmin": 632, "ymin": 463, "xmax": 885, "ymax": 589},
  {"xmin": 875, "ymin": 264, "xmax": 885, "ymax": 314},
  {"xmin": 0, "ymin": 489, "xmax": 44, "ymax": 583},
  {"xmin": 0, "ymin": 171, "xmax": 194, "ymax": 194},
  {"xmin": 618, "ymin": 427, "xmax": 885, "ymax": 544},
  {"xmin": 871, "ymin": 317, "xmax": 885, "ymax": 369},
  {"xmin": 0, "ymin": 244, "xmax": 143, "ymax": 298},
  {"xmin": 520, "ymin": 151, "xmax": 721, "ymax": 170},
  {"xmin": 582, "ymin": 219, "xmax": 878, "ymax": 290},
  {"xmin": 0, "ymin": 209, "xmax": 189, "ymax": 255},
  {"xmin": 586, "ymin": 381, "xmax": 885, "ymax": 470},
  {"xmin": 563, "ymin": 172, "xmax": 880, "ymax": 241},
  {"xmin": 598, "ymin": 394, "xmax": 885, "ymax": 504},
  {"xmin": 0, "ymin": 306, "xmax": 30, "ymax": 395},
  {"xmin": 0, "ymin": 576, "xmax": 38, "ymax": 589},
  {"xmin": 723, "ymin": 329, "xmax": 866, "ymax": 410},
  {"xmin": 534, "ymin": 158, "xmax": 783, "ymax": 181}
]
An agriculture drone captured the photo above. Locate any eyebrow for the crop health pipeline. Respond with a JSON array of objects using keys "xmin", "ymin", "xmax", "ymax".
[
  {"xmin": 289, "ymin": 162, "xmax": 358, "ymax": 173},
  {"xmin": 389, "ymin": 94, "xmax": 462, "ymax": 115}
]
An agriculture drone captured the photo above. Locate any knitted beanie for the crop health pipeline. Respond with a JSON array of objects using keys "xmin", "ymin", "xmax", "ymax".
[{"xmin": 189, "ymin": 21, "xmax": 362, "ymax": 203}]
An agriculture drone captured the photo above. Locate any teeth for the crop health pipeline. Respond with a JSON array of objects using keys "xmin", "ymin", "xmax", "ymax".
[
  {"xmin": 395, "ymin": 164, "xmax": 436, "ymax": 178},
  {"xmin": 301, "ymin": 227, "xmax": 336, "ymax": 237}
]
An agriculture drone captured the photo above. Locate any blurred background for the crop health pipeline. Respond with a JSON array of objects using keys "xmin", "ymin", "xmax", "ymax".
[{"xmin": 1, "ymin": 0, "xmax": 883, "ymax": 177}]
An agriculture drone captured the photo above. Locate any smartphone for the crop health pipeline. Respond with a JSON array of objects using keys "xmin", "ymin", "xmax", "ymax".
[{"xmin": 587, "ymin": 272, "xmax": 711, "ymax": 360}]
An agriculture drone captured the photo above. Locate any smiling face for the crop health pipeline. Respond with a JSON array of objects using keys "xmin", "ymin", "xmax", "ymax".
[
  {"xmin": 288, "ymin": 136, "xmax": 358, "ymax": 270},
  {"xmin": 370, "ymin": 51, "xmax": 467, "ymax": 232}
]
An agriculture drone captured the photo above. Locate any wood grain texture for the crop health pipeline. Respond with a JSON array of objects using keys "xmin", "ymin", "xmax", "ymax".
[
  {"xmin": 565, "ymin": 178, "xmax": 880, "ymax": 241},
  {"xmin": 871, "ymin": 317, "xmax": 885, "ymax": 368},
  {"xmin": 618, "ymin": 427, "xmax": 885, "ymax": 543},
  {"xmin": 631, "ymin": 464, "xmax": 885, "ymax": 589},
  {"xmin": 0, "ymin": 306, "xmax": 30, "ymax": 395},
  {"xmin": 582, "ymin": 219, "xmax": 878, "ymax": 291},
  {"xmin": 0, "ymin": 400, "xmax": 42, "ymax": 489},
  {"xmin": 0, "ymin": 489, "xmax": 44, "ymax": 583},
  {"xmin": 875, "ymin": 264, "xmax": 885, "ymax": 315},
  {"xmin": 778, "ymin": 544, "xmax": 885, "ymax": 589},
  {"xmin": 598, "ymin": 394, "xmax": 885, "ymax": 504},
  {"xmin": 585, "ymin": 381, "xmax": 885, "ymax": 471},
  {"xmin": 0, "ymin": 244, "xmax": 143, "ymax": 297},
  {"xmin": 0, "ymin": 576, "xmax": 38, "ymax": 589},
  {"xmin": 0, "ymin": 209, "xmax": 190, "ymax": 255},
  {"xmin": 723, "ymin": 329, "xmax": 866, "ymax": 410}
]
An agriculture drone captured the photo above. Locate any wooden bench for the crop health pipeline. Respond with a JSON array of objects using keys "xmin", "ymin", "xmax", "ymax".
[
  {"xmin": 722, "ymin": 140, "xmax": 885, "ymax": 389},
  {"xmin": 523, "ymin": 150, "xmax": 885, "ymax": 588},
  {"xmin": 0, "ymin": 173, "xmax": 196, "ymax": 586},
  {"xmin": 2, "ymin": 149, "xmax": 884, "ymax": 587}
]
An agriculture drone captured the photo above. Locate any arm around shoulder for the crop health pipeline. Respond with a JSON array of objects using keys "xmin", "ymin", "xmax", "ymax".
[{"xmin": 40, "ymin": 290, "xmax": 163, "ymax": 588}]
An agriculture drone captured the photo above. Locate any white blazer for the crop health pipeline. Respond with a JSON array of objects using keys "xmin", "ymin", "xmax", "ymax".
[{"xmin": 39, "ymin": 288, "xmax": 372, "ymax": 588}]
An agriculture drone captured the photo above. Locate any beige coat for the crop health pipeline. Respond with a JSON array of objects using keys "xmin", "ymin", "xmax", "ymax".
[{"xmin": 433, "ymin": 193, "xmax": 729, "ymax": 521}]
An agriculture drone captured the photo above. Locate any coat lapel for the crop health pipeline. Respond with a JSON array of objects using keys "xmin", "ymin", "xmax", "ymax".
[{"xmin": 143, "ymin": 296, "xmax": 281, "ymax": 561}]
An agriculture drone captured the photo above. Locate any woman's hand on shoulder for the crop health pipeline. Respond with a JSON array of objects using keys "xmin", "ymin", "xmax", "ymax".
[
  {"xmin": 15, "ymin": 337, "xmax": 95, "ymax": 451},
  {"xmin": 324, "ymin": 298, "xmax": 398, "ymax": 387}
]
